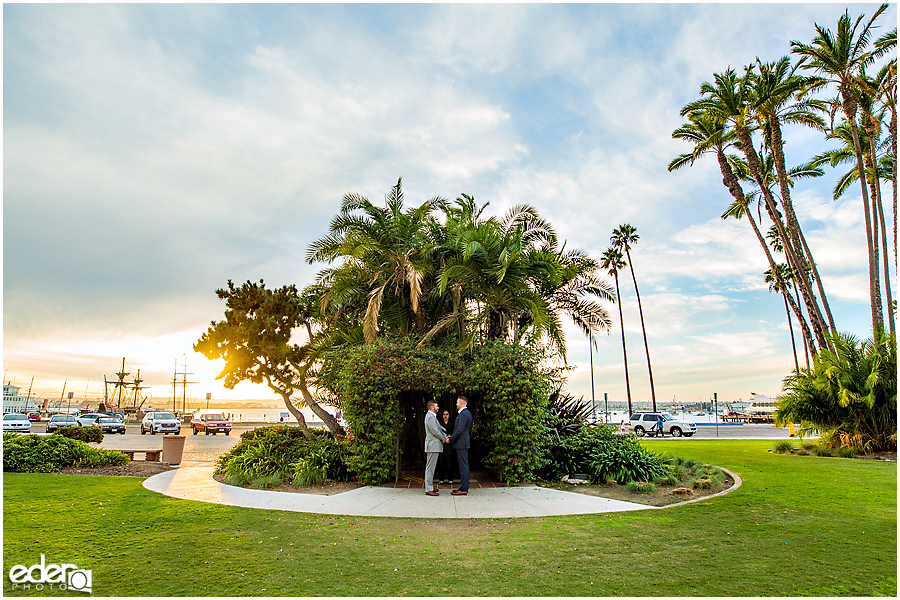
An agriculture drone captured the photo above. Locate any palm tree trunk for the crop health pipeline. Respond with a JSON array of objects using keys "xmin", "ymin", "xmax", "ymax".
[
  {"xmin": 865, "ymin": 150, "xmax": 887, "ymax": 335},
  {"xmin": 770, "ymin": 112, "xmax": 836, "ymax": 335},
  {"xmin": 783, "ymin": 293, "xmax": 800, "ymax": 373},
  {"xmin": 842, "ymin": 84, "xmax": 884, "ymax": 334},
  {"xmin": 747, "ymin": 205, "xmax": 817, "ymax": 356},
  {"xmin": 891, "ymin": 107, "xmax": 897, "ymax": 275},
  {"xmin": 624, "ymin": 248, "xmax": 656, "ymax": 411},
  {"xmin": 793, "ymin": 283, "xmax": 811, "ymax": 368},
  {"xmin": 797, "ymin": 228, "xmax": 838, "ymax": 334},
  {"xmin": 717, "ymin": 145, "xmax": 817, "ymax": 353},
  {"xmin": 734, "ymin": 124, "xmax": 830, "ymax": 350},
  {"xmin": 613, "ymin": 272, "xmax": 633, "ymax": 416},
  {"xmin": 871, "ymin": 150, "xmax": 895, "ymax": 335}
]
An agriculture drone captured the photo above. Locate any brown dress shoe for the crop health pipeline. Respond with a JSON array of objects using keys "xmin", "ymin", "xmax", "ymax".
[
  {"xmin": 451, "ymin": 490, "xmax": 467, "ymax": 495},
  {"xmin": 425, "ymin": 490, "xmax": 439, "ymax": 496}
]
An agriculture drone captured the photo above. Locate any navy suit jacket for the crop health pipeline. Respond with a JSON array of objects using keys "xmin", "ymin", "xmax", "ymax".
[{"xmin": 450, "ymin": 407, "xmax": 472, "ymax": 450}]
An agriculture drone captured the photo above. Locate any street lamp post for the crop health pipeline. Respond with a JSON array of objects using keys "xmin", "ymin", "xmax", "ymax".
[
  {"xmin": 589, "ymin": 332, "xmax": 596, "ymax": 423},
  {"xmin": 714, "ymin": 392, "xmax": 719, "ymax": 437}
]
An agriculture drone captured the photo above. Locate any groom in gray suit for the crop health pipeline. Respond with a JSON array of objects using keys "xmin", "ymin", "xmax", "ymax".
[{"xmin": 423, "ymin": 400, "xmax": 446, "ymax": 496}]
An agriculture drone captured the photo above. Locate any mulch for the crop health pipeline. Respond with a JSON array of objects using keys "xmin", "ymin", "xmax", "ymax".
[{"xmin": 58, "ymin": 462, "xmax": 176, "ymax": 477}]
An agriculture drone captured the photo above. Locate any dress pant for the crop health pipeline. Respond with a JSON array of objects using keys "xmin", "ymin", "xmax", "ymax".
[
  {"xmin": 437, "ymin": 443, "xmax": 455, "ymax": 481},
  {"xmin": 425, "ymin": 452, "xmax": 440, "ymax": 492},
  {"xmin": 455, "ymin": 448, "xmax": 469, "ymax": 492}
]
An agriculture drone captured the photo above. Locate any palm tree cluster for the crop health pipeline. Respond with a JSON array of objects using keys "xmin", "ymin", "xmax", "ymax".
[
  {"xmin": 304, "ymin": 178, "xmax": 615, "ymax": 370},
  {"xmin": 600, "ymin": 225, "xmax": 657, "ymax": 414},
  {"xmin": 670, "ymin": 5, "xmax": 896, "ymax": 365}
]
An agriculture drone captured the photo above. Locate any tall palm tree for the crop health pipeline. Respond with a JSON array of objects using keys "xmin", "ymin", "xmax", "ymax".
[
  {"xmin": 669, "ymin": 108, "xmax": 820, "ymax": 355},
  {"xmin": 765, "ymin": 264, "xmax": 802, "ymax": 373},
  {"xmin": 684, "ymin": 69, "xmax": 831, "ymax": 351},
  {"xmin": 600, "ymin": 247, "xmax": 632, "ymax": 415},
  {"xmin": 611, "ymin": 224, "xmax": 656, "ymax": 411},
  {"xmin": 748, "ymin": 56, "xmax": 838, "ymax": 337},
  {"xmin": 807, "ymin": 111, "xmax": 896, "ymax": 337},
  {"xmin": 792, "ymin": 3, "xmax": 890, "ymax": 334}
]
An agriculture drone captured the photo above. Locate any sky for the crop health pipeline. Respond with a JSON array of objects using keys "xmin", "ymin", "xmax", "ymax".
[{"xmin": 3, "ymin": 2, "xmax": 896, "ymax": 409}]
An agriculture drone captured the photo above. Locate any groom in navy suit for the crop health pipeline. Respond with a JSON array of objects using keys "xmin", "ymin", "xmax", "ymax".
[{"xmin": 449, "ymin": 395, "xmax": 472, "ymax": 495}]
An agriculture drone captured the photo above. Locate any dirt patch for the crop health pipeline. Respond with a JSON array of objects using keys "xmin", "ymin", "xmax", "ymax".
[
  {"xmin": 775, "ymin": 449, "xmax": 897, "ymax": 461},
  {"xmin": 539, "ymin": 473, "xmax": 736, "ymax": 507},
  {"xmin": 211, "ymin": 473, "xmax": 363, "ymax": 496},
  {"xmin": 58, "ymin": 462, "xmax": 176, "ymax": 478},
  {"xmin": 855, "ymin": 451, "xmax": 897, "ymax": 461}
]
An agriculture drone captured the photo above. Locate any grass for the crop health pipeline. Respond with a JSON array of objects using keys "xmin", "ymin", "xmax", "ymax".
[{"xmin": 3, "ymin": 439, "xmax": 896, "ymax": 596}]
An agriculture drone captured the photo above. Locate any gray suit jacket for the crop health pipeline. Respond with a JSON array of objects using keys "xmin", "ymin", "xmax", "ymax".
[{"xmin": 424, "ymin": 410, "xmax": 445, "ymax": 453}]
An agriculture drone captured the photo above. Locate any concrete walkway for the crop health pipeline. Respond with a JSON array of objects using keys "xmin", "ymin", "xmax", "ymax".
[{"xmin": 142, "ymin": 463, "xmax": 654, "ymax": 519}]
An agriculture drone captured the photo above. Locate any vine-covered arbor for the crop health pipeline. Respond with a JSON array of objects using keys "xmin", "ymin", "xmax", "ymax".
[{"xmin": 332, "ymin": 338, "xmax": 555, "ymax": 485}]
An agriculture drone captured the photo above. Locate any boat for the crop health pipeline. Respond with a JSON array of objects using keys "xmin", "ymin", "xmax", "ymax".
[
  {"xmin": 3, "ymin": 383, "xmax": 41, "ymax": 414},
  {"xmin": 725, "ymin": 393, "xmax": 778, "ymax": 422}
]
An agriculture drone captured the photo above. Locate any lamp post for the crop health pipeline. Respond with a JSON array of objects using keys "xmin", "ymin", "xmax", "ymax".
[
  {"xmin": 589, "ymin": 332, "xmax": 596, "ymax": 423},
  {"xmin": 714, "ymin": 392, "xmax": 719, "ymax": 437}
]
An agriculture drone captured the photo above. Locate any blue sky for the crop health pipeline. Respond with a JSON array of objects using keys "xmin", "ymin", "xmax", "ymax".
[{"xmin": 3, "ymin": 3, "xmax": 896, "ymax": 406}]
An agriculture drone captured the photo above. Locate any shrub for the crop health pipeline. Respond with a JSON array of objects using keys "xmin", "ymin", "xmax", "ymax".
[
  {"xmin": 587, "ymin": 440, "xmax": 670, "ymax": 484},
  {"xmin": 776, "ymin": 331, "xmax": 896, "ymax": 452},
  {"xmin": 837, "ymin": 447, "xmax": 857, "ymax": 458},
  {"xmin": 535, "ymin": 423, "xmax": 622, "ymax": 482},
  {"xmin": 812, "ymin": 445, "xmax": 834, "ymax": 457},
  {"xmin": 216, "ymin": 426, "xmax": 349, "ymax": 486},
  {"xmin": 626, "ymin": 481, "xmax": 657, "ymax": 494},
  {"xmin": 773, "ymin": 440, "xmax": 795, "ymax": 454},
  {"xmin": 653, "ymin": 473, "xmax": 679, "ymax": 486},
  {"xmin": 2, "ymin": 434, "xmax": 128, "ymax": 472},
  {"xmin": 694, "ymin": 477, "xmax": 716, "ymax": 490},
  {"xmin": 53, "ymin": 426, "xmax": 104, "ymax": 444}
]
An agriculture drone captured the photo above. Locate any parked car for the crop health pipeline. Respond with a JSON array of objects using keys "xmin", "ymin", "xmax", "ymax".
[
  {"xmin": 190, "ymin": 412, "xmax": 232, "ymax": 436},
  {"xmin": 96, "ymin": 416, "xmax": 127, "ymax": 435},
  {"xmin": 629, "ymin": 412, "xmax": 697, "ymax": 437},
  {"xmin": 3, "ymin": 413, "xmax": 32, "ymax": 433},
  {"xmin": 141, "ymin": 411, "xmax": 181, "ymax": 435},
  {"xmin": 27, "ymin": 412, "xmax": 42, "ymax": 422},
  {"xmin": 76, "ymin": 413, "xmax": 103, "ymax": 427},
  {"xmin": 46, "ymin": 414, "xmax": 79, "ymax": 433}
]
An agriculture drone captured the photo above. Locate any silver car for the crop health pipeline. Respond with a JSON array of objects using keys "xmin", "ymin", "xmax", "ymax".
[
  {"xmin": 46, "ymin": 414, "xmax": 79, "ymax": 433},
  {"xmin": 141, "ymin": 411, "xmax": 181, "ymax": 435},
  {"xmin": 3, "ymin": 413, "xmax": 32, "ymax": 433}
]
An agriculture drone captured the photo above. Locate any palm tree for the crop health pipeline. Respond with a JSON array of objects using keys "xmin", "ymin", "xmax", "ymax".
[
  {"xmin": 792, "ymin": 3, "xmax": 890, "ymax": 334},
  {"xmin": 669, "ymin": 108, "xmax": 821, "ymax": 355},
  {"xmin": 807, "ymin": 111, "xmax": 895, "ymax": 336},
  {"xmin": 765, "ymin": 264, "xmax": 802, "ymax": 372},
  {"xmin": 433, "ymin": 199, "xmax": 613, "ymax": 359},
  {"xmin": 600, "ymin": 247, "xmax": 632, "ymax": 415},
  {"xmin": 306, "ymin": 179, "xmax": 446, "ymax": 343},
  {"xmin": 748, "ymin": 56, "xmax": 838, "ymax": 337},
  {"xmin": 684, "ymin": 69, "xmax": 831, "ymax": 351},
  {"xmin": 611, "ymin": 224, "xmax": 656, "ymax": 411}
]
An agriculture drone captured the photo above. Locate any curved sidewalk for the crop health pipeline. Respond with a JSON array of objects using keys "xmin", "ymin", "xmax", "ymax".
[{"xmin": 142, "ymin": 464, "xmax": 652, "ymax": 518}]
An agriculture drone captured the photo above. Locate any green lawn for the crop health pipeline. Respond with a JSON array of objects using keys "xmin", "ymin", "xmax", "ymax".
[{"xmin": 3, "ymin": 440, "xmax": 896, "ymax": 596}]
